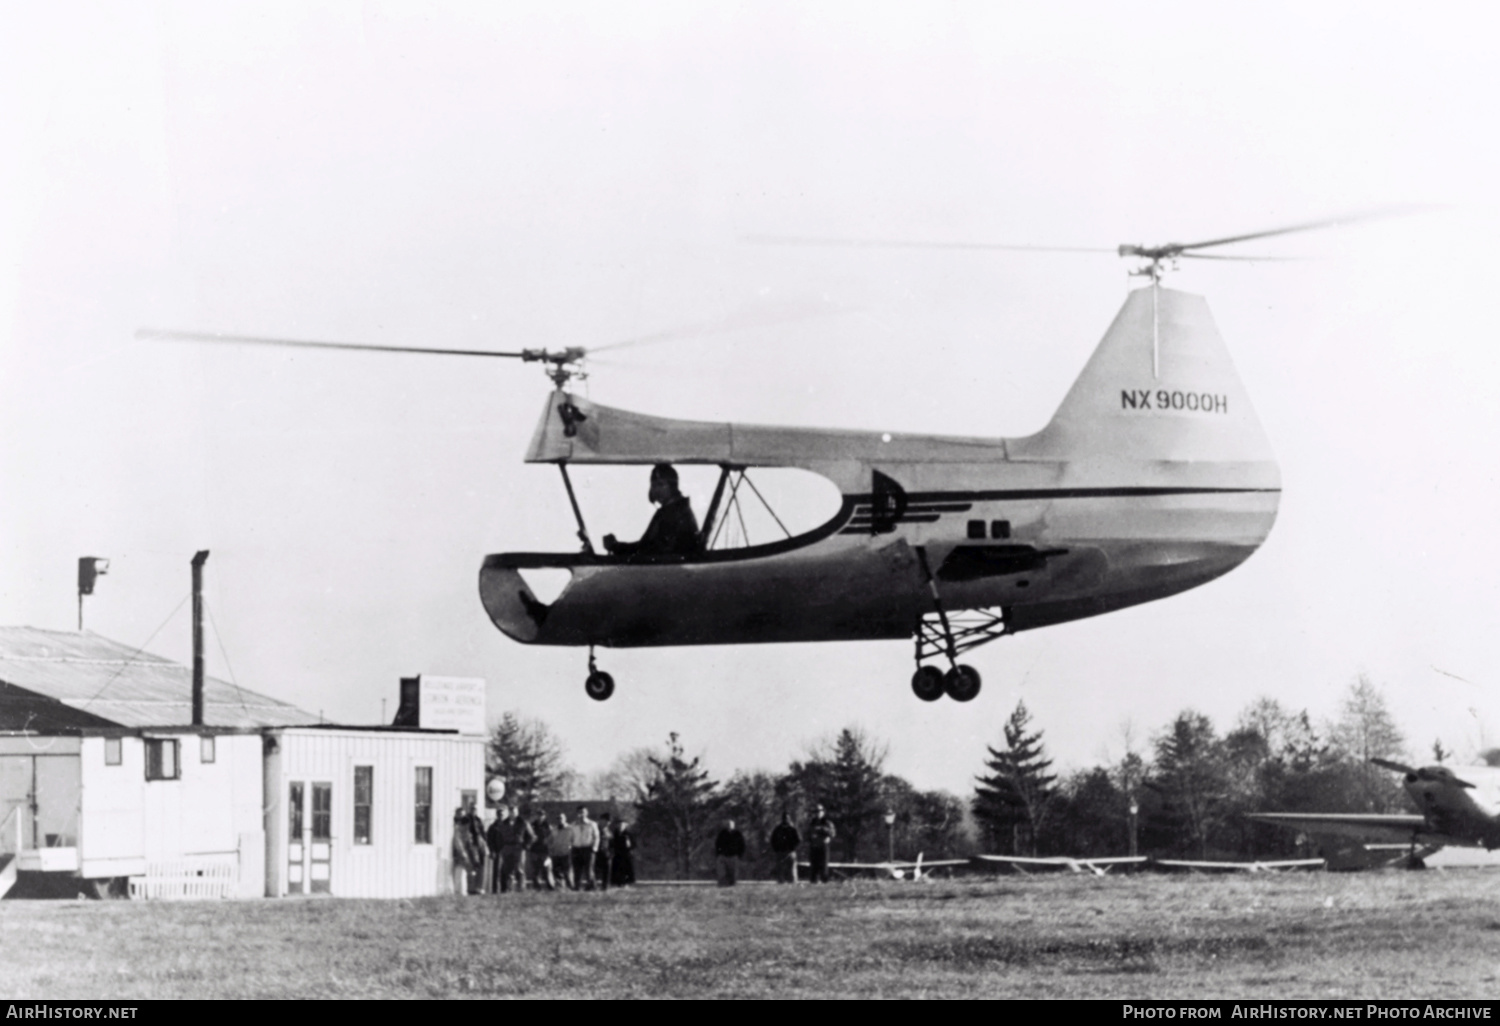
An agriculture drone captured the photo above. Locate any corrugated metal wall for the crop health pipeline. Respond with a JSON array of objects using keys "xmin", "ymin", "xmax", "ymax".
[{"xmin": 266, "ymin": 729, "xmax": 486, "ymax": 899}]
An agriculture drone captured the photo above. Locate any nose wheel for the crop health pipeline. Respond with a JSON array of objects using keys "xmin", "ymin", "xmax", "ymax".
[{"xmin": 585, "ymin": 648, "xmax": 615, "ymax": 701}]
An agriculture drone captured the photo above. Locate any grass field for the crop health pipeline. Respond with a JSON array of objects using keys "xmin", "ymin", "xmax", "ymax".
[{"xmin": 2, "ymin": 871, "xmax": 1499, "ymax": 999}]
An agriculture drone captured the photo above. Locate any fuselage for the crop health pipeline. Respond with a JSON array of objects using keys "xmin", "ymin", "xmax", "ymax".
[
  {"xmin": 1402, "ymin": 765, "xmax": 1500, "ymax": 848},
  {"xmin": 480, "ymin": 287, "xmax": 1281, "ymax": 650}
]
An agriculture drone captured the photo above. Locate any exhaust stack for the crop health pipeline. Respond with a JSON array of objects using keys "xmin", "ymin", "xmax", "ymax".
[{"xmin": 191, "ymin": 550, "xmax": 209, "ymax": 726}]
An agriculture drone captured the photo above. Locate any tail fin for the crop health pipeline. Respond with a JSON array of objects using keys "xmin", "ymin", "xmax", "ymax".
[{"xmin": 1010, "ymin": 287, "xmax": 1276, "ymax": 469}]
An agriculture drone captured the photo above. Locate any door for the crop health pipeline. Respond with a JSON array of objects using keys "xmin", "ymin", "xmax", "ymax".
[
  {"xmin": 309, "ymin": 782, "xmax": 332, "ymax": 894},
  {"xmin": 286, "ymin": 781, "xmax": 304, "ymax": 894},
  {"xmin": 33, "ymin": 756, "xmax": 80, "ymax": 848},
  {"xmin": 0, "ymin": 757, "xmax": 31, "ymax": 853}
]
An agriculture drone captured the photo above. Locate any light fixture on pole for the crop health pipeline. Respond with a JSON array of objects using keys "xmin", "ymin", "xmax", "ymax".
[
  {"xmin": 884, "ymin": 808, "xmax": 896, "ymax": 863},
  {"xmin": 1128, "ymin": 798, "xmax": 1140, "ymax": 858},
  {"xmin": 77, "ymin": 557, "xmax": 110, "ymax": 631}
]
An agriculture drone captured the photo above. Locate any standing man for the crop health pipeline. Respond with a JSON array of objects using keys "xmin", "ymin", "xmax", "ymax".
[
  {"xmin": 770, "ymin": 811, "xmax": 801, "ymax": 884},
  {"xmin": 485, "ymin": 805, "xmax": 507, "ymax": 894},
  {"xmin": 807, "ymin": 804, "xmax": 836, "ymax": 884},
  {"xmin": 452, "ymin": 804, "xmax": 484, "ymax": 895},
  {"xmin": 715, "ymin": 817, "xmax": 747, "ymax": 887},
  {"xmin": 570, "ymin": 805, "xmax": 600, "ymax": 891},
  {"xmin": 528, "ymin": 809, "xmax": 555, "ymax": 891},
  {"xmin": 488, "ymin": 805, "xmax": 533, "ymax": 893},
  {"xmin": 549, "ymin": 811, "xmax": 574, "ymax": 891},
  {"xmin": 594, "ymin": 812, "xmax": 615, "ymax": 893},
  {"xmin": 610, "ymin": 819, "xmax": 636, "ymax": 887}
]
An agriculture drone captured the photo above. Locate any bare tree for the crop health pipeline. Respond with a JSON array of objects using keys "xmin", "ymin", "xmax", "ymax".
[
  {"xmin": 1330, "ymin": 675, "xmax": 1407, "ymax": 812},
  {"xmin": 585, "ymin": 747, "xmax": 661, "ymax": 803}
]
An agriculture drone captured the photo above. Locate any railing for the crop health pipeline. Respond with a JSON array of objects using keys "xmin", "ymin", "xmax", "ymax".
[
  {"xmin": 0, "ymin": 805, "xmax": 19, "ymax": 857},
  {"xmin": 128, "ymin": 859, "xmax": 237, "ymax": 900}
]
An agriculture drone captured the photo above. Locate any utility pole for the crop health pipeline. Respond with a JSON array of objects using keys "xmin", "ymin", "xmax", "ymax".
[{"xmin": 191, "ymin": 550, "xmax": 209, "ymax": 726}]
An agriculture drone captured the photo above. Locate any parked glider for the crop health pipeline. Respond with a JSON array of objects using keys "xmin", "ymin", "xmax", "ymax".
[
  {"xmin": 1151, "ymin": 858, "xmax": 1326, "ymax": 873},
  {"xmin": 806, "ymin": 853, "xmax": 969, "ymax": 881},
  {"xmin": 971, "ymin": 854, "xmax": 1148, "ymax": 876}
]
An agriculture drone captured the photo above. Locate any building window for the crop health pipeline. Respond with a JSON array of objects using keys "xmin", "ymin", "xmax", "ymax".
[
  {"xmin": 145, "ymin": 738, "xmax": 179, "ymax": 781},
  {"xmin": 104, "ymin": 737, "xmax": 122, "ymax": 766},
  {"xmin": 200, "ymin": 736, "xmax": 216, "ymax": 764},
  {"xmin": 354, "ymin": 766, "xmax": 373, "ymax": 845},
  {"xmin": 288, "ymin": 782, "xmax": 304, "ymax": 840},
  {"xmin": 311, "ymin": 782, "xmax": 332, "ymax": 843},
  {"xmin": 414, "ymin": 766, "xmax": 433, "ymax": 844}
]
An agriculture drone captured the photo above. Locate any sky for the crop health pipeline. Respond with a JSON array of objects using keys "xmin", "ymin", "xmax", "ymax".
[{"xmin": 4, "ymin": 2, "xmax": 1500, "ymax": 795}]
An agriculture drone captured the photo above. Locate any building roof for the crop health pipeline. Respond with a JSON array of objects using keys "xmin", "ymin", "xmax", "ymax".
[{"xmin": 0, "ymin": 626, "xmax": 321, "ymax": 730}]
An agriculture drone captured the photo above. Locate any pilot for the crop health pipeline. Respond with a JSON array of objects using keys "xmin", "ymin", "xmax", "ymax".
[{"xmin": 603, "ymin": 463, "xmax": 701, "ymax": 559}]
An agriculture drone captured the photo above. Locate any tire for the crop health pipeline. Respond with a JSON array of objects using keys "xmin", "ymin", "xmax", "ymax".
[
  {"xmin": 585, "ymin": 671, "xmax": 615, "ymax": 701},
  {"xmin": 943, "ymin": 665, "xmax": 982, "ymax": 702},
  {"xmin": 911, "ymin": 665, "xmax": 945, "ymax": 702}
]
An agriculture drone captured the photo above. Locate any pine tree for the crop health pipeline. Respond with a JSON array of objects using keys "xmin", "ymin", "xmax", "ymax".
[
  {"xmin": 636, "ymin": 732, "xmax": 720, "ymax": 878},
  {"xmin": 1150, "ymin": 710, "xmax": 1226, "ymax": 858},
  {"xmin": 782, "ymin": 727, "xmax": 888, "ymax": 861},
  {"xmin": 973, "ymin": 701, "xmax": 1056, "ymax": 856},
  {"xmin": 486, "ymin": 711, "xmax": 573, "ymax": 806}
]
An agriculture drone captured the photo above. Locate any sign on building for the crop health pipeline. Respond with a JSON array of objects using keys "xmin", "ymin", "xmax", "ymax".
[{"xmin": 394, "ymin": 676, "xmax": 487, "ymax": 735}]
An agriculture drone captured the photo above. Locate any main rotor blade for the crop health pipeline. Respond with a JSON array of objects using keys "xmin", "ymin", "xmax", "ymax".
[
  {"xmin": 743, "ymin": 234, "xmax": 1114, "ymax": 254},
  {"xmin": 1176, "ymin": 253, "xmax": 1301, "ymax": 262},
  {"xmin": 1371, "ymin": 758, "xmax": 1421, "ymax": 776},
  {"xmin": 137, "ymin": 329, "xmax": 528, "ymax": 359},
  {"xmin": 1171, "ymin": 206, "xmax": 1422, "ymax": 254}
]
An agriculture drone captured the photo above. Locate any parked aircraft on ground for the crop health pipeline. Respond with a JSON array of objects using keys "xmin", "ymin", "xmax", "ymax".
[
  {"xmin": 805, "ymin": 853, "xmax": 971, "ymax": 881},
  {"xmin": 971, "ymin": 854, "xmax": 1148, "ymax": 876},
  {"xmin": 1250, "ymin": 758, "xmax": 1500, "ymax": 868}
]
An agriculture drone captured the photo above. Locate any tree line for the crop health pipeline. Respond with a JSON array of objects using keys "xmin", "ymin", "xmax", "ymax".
[{"xmin": 487, "ymin": 674, "xmax": 1456, "ymax": 878}]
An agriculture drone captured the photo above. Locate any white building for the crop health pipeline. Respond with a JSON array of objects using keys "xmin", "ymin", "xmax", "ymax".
[
  {"xmin": 0, "ymin": 627, "xmax": 486, "ymax": 900},
  {"xmin": 263, "ymin": 727, "xmax": 487, "ymax": 898}
]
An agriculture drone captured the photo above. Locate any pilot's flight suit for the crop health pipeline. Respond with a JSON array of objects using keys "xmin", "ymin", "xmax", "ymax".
[{"xmin": 609, "ymin": 495, "xmax": 700, "ymax": 558}]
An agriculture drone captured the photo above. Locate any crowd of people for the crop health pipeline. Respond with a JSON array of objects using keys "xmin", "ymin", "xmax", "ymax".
[
  {"xmin": 452, "ymin": 802, "xmax": 637, "ymax": 894},
  {"xmin": 454, "ymin": 801, "xmax": 846, "ymax": 892}
]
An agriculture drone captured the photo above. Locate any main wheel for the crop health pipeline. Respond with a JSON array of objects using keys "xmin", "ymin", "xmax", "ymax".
[
  {"xmin": 911, "ymin": 665, "xmax": 945, "ymax": 702},
  {"xmin": 943, "ymin": 665, "xmax": 982, "ymax": 702},
  {"xmin": 585, "ymin": 671, "xmax": 615, "ymax": 701}
]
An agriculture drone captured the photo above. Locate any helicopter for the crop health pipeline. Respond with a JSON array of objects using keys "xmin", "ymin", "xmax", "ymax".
[{"xmin": 145, "ymin": 214, "xmax": 1390, "ymax": 704}]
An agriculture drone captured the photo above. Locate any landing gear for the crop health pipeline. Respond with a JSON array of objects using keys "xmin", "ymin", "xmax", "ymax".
[
  {"xmin": 585, "ymin": 672, "xmax": 615, "ymax": 701},
  {"xmin": 910, "ymin": 546, "xmax": 1004, "ymax": 702},
  {"xmin": 943, "ymin": 665, "xmax": 982, "ymax": 702},
  {"xmin": 584, "ymin": 647, "xmax": 615, "ymax": 701},
  {"xmin": 911, "ymin": 665, "xmax": 945, "ymax": 702}
]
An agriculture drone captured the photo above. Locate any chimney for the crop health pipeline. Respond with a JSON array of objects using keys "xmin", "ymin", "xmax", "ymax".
[{"xmin": 191, "ymin": 550, "xmax": 210, "ymax": 726}]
